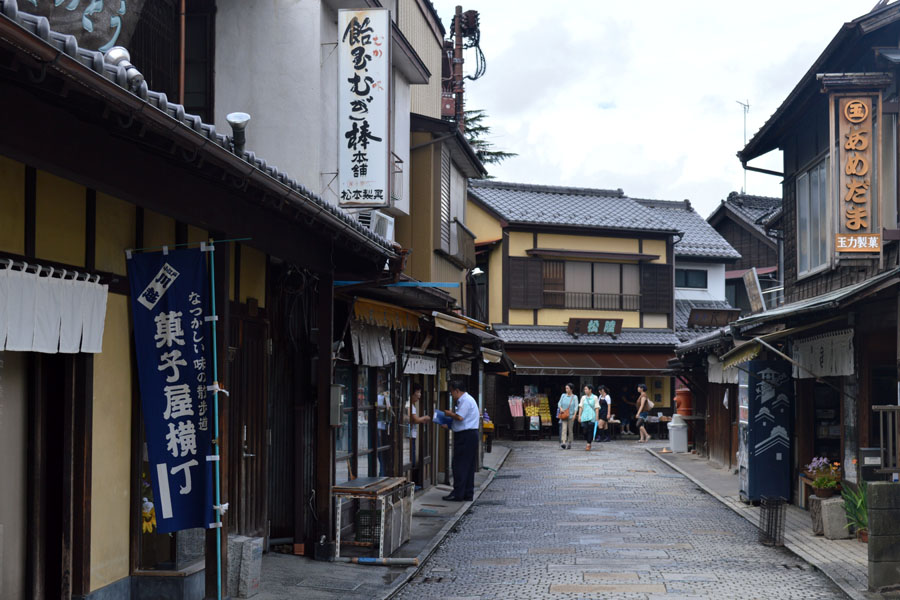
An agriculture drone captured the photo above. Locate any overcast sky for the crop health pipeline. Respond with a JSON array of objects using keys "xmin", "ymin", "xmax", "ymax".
[{"xmin": 430, "ymin": 0, "xmax": 879, "ymax": 218}]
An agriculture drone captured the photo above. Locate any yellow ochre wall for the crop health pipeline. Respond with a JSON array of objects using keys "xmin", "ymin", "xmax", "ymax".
[
  {"xmin": 538, "ymin": 309, "xmax": 640, "ymax": 327},
  {"xmin": 508, "ymin": 231, "xmax": 532, "ymax": 257},
  {"xmin": 240, "ymin": 244, "xmax": 267, "ymax": 308},
  {"xmin": 643, "ymin": 314, "xmax": 668, "ymax": 328},
  {"xmin": 536, "ymin": 233, "xmax": 640, "ymax": 255},
  {"xmin": 644, "ymin": 376, "xmax": 672, "ymax": 409},
  {"xmin": 90, "ymin": 294, "xmax": 132, "ymax": 591},
  {"xmin": 466, "ymin": 200, "xmax": 502, "ymax": 242},
  {"xmin": 36, "ymin": 170, "xmax": 85, "ymax": 266},
  {"xmin": 95, "ymin": 193, "xmax": 135, "ymax": 276},
  {"xmin": 0, "ymin": 156, "xmax": 25, "ymax": 254},
  {"xmin": 404, "ymin": 131, "xmax": 438, "ymax": 282},
  {"xmin": 643, "ymin": 239, "xmax": 667, "ymax": 264},
  {"xmin": 488, "ymin": 246, "xmax": 502, "ymax": 325}
]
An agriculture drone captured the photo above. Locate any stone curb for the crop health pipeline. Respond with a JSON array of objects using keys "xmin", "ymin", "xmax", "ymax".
[
  {"xmin": 381, "ymin": 445, "xmax": 512, "ymax": 600},
  {"xmin": 645, "ymin": 448, "xmax": 869, "ymax": 600}
]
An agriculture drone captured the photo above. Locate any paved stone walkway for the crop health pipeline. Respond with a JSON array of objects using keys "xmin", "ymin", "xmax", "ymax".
[{"xmin": 395, "ymin": 440, "xmax": 845, "ymax": 599}]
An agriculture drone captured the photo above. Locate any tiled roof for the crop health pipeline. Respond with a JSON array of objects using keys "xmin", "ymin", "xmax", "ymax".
[
  {"xmin": 636, "ymin": 199, "xmax": 740, "ymax": 260},
  {"xmin": 468, "ymin": 180, "xmax": 680, "ymax": 234},
  {"xmin": 675, "ymin": 299, "xmax": 737, "ymax": 343},
  {"xmin": 0, "ymin": 0, "xmax": 393, "ymax": 253},
  {"xmin": 494, "ymin": 325, "xmax": 680, "ymax": 346},
  {"xmin": 722, "ymin": 192, "xmax": 781, "ymax": 239}
]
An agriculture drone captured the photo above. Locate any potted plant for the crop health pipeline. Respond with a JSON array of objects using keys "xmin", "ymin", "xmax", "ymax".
[
  {"xmin": 806, "ymin": 457, "xmax": 841, "ymax": 498},
  {"xmin": 842, "ymin": 480, "xmax": 868, "ymax": 542}
]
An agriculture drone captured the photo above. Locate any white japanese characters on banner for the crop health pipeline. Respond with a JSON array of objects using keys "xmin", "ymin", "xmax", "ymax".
[{"xmin": 338, "ymin": 9, "xmax": 390, "ymax": 207}]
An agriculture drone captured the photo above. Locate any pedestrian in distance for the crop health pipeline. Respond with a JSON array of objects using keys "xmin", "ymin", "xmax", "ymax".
[
  {"xmin": 576, "ymin": 384, "xmax": 599, "ymax": 451},
  {"xmin": 635, "ymin": 383, "xmax": 653, "ymax": 443},
  {"xmin": 596, "ymin": 385, "xmax": 612, "ymax": 442},
  {"xmin": 441, "ymin": 379, "xmax": 480, "ymax": 502},
  {"xmin": 408, "ymin": 382, "xmax": 431, "ymax": 469},
  {"xmin": 557, "ymin": 382, "xmax": 578, "ymax": 450}
]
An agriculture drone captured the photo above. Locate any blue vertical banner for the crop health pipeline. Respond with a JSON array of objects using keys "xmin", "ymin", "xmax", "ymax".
[{"xmin": 128, "ymin": 248, "xmax": 214, "ymax": 533}]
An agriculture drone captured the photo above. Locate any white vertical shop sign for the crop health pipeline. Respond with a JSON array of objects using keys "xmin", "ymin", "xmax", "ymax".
[{"xmin": 338, "ymin": 9, "xmax": 390, "ymax": 208}]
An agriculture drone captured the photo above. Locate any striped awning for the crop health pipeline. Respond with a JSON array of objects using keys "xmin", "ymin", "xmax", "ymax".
[{"xmin": 353, "ymin": 298, "xmax": 420, "ymax": 331}]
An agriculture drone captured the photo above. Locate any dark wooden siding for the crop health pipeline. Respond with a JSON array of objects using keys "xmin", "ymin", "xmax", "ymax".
[
  {"xmin": 639, "ymin": 263, "xmax": 673, "ymax": 314},
  {"xmin": 714, "ymin": 218, "xmax": 777, "ymax": 271},
  {"xmin": 782, "ymin": 174, "xmax": 900, "ymax": 304},
  {"xmin": 509, "ymin": 257, "xmax": 543, "ymax": 309}
]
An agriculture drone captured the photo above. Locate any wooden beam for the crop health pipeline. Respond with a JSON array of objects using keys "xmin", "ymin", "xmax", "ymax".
[
  {"xmin": 314, "ymin": 266, "xmax": 335, "ymax": 560},
  {"xmin": 71, "ymin": 355, "xmax": 93, "ymax": 595}
]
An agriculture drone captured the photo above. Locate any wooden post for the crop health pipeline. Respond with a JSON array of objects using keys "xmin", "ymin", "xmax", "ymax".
[{"xmin": 314, "ymin": 267, "xmax": 335, "ymax": 560}]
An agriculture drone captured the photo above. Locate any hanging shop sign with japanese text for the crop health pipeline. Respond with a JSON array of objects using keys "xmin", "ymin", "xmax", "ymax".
[
  {"xmin": 338, "ymin": 9, "xmax": 390, "ymax": 208},
  {"xmin": 836, "ymin": 96, "xmax": 881, "ymax": 253},
  {"xmin": 128, "ymin": 248, "xmax": 214, "ymax": 533}
]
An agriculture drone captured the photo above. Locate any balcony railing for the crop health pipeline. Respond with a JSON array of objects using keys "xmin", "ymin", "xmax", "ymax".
[
  {"xmin": 542, "ymin": 291, "xmax": 640, "ymax": 311},
  {"xmin": 452, "ymin": 219, "xmax": 476, "ymax": 270}
]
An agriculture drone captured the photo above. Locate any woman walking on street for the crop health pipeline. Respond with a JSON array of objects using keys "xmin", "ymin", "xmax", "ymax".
[
  {"xmin": 577, "ymin": 384, "xmax": 599, "ymax": 451},
  {"xmin": 557, "ymin": 383, "xmax": 578, "ymax": 449},
  {"xmin": 635, "ymin": 383, "xmax": 652, "ymax": 443},
  {"xmin": 596, "ymin": 385, "xmax": 612, "ymax": 442}
]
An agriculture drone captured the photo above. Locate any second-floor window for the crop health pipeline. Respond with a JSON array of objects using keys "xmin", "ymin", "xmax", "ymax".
[
  {"xmin": 510, "ymin": 257, "xmax": 672, "ymax": 315},
  {"xmin": 797, "ymin": 158, "xmax": 828, "ymax": 276},
  {"xmin": 675, "ymin": 268, "xmax": 708, "ymax": 289}
]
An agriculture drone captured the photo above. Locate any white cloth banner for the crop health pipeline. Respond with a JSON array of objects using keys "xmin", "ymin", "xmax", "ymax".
[
  {"xmin": 0, "ymin": 267, "xmax": 107, "ymax": 354},
  {"xmin": 350, "ymin": 321, "xmax": 395, "ymax": 367},
  {"xmin": 403, "ymin": 353, "xmax": 437, "ymax": 375},
  {"xmin": 708, "ymin": 356, "xmax": 739, "ymax": 384},
  {"xmin": 792, "ymin": 328, "xmax": 854, "ymax": 379}
]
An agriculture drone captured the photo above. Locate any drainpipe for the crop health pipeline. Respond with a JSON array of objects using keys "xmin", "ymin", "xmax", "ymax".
[{"xmin": 179, "ymin": 0, "xmax": 185, "ymax": 104}]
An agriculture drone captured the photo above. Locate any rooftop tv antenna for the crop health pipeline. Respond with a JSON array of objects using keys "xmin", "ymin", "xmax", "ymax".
[{"xmin": 737, "ymin": 99, "xmax": 750, "ymax": 193}]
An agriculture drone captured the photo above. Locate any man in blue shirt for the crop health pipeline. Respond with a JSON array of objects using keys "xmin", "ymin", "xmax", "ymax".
[{"xmin": 441, "ymin": 380, "xmax": 479, "ymax": 502}]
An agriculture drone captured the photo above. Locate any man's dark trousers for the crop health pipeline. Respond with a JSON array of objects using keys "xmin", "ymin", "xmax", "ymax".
[{"xmin": 451, "ymin": 429, "xmax": 478, "ymax": 499}]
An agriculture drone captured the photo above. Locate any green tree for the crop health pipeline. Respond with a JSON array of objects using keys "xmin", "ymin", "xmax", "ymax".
[{"xmin": 464, "ymin": 109, "xmax": 516, "ymax": 173}]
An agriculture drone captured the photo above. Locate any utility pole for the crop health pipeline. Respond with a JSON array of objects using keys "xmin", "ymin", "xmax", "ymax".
[
  {"xmin": 454, "ymin": 5, "xmax": 465, "ymax": 133},
  {"xmin": 737, "ymin": 99, "xmax": 750, "ymax": 193}
]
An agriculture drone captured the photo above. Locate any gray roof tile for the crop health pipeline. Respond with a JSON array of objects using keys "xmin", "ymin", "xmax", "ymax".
[
  {"xmin": 675, "ymin": 299, "xmax": 737, "ymax": 343},
  {"xmin": 494, "ymin": 325, "xmax": 680, "ymax": 346},
  {"xmin": 636, "ymin": 199, "xmax": 740, "ymax": 260},
  {"xmin": 722, "ymin": 192, "xmax": 781, "ymax": 239},
  {"xmin": 468, "ymin": 180, "xmax": 680, "ymax": 233},
  {"xmin": 0, "ymin": 0, "xmax": 393, "ymax": 252}
]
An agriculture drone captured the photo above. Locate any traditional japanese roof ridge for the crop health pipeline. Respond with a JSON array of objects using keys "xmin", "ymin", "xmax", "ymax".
[
  {"xmin": 674, "ymin": 299, "xmax": 738, "ymax": 343},
  {"xmin": 493, "ymin": 325, "xmax": 680, "ymax": 347},
  {"xmin": 468, "ymin": 180, "xmax": 681, "ymax": 234},
  {"xmin": 0, "ymin": 0, "xmax": 395, "ymax": 254},
  {"xmin": 635, "ymin": 198, "xmax": 741, "ymax": 260},
  {"xmin": 469, "ymin": 179, "xmax": 625, "ymax": 198},
  {"xmin": 739, "ymin": 2, "xmax": 900, "ymax": 162},
  {"xmin": 708, "ymin": 191, "xmax": 781, "ymax": 245}
]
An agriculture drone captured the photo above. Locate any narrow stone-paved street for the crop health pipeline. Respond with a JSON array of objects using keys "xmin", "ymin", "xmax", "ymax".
[{"xmin": 396, "ymin": 440, "xmax": 845, "ymax": 600}]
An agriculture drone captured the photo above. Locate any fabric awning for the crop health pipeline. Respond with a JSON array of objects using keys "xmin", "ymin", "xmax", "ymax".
[
  {"xmin": 482, "ymin": 348, "xmax": 503, "ymax": 363},
  {"xmin": 432, "ymin": 311, "xmax": 468, "ymax": 334},
  {"xmin": 354, "ymin": 298, "xmax": 420, "ymax": 331},
  {"xmin": 720, "ymin": 316, "xmax": 845, "ymax": 369},
  {"xmin": 507, "ymin": 349, "xmax": 673, "ymax": 376}
]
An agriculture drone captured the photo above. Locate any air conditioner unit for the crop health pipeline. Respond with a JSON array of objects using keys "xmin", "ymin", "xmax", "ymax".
[{"xmin": 371, "ymin": 211, "xmax": 395, "ymax": 241}]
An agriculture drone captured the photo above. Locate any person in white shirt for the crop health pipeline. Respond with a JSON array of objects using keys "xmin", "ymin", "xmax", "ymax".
[
  {"xmin": 408, "ymin": 382, "xmax": 431, "ymax": 468},
  {"xmin": 596, "ymin": 385, "xmax": 613, "ymax": 442},
  {"xmin": 441, "ymin": 379, "xmax": 479, "ymax": 501}
]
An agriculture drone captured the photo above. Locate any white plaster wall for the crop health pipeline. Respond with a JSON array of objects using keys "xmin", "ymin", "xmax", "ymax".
[
  {"xmin": 674, "ymin": 262, "xmax": 726, "ymax": 301},
  {"xmin": 319, "ymin": 4, "xmax": 340, "ymax": 205},
  {"xmin": 215, "ymin": 1, "xmax": 325, "ymax": 197}
]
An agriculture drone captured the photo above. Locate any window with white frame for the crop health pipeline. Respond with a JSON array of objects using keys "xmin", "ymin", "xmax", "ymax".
[{"xmin": 796, "ymin": 159, "xmax": 828, "ymax": 276}]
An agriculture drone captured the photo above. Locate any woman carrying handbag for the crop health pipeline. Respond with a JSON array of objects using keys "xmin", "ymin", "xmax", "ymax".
[{"xmin": 557, "ymin": 383, "xmax": 578, "ymax": 449}]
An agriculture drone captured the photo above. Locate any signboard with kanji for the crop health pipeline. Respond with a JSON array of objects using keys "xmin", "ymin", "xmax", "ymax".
[
  {"xmin": 338, "ymin": 9, "xmax": 390, "ymax": 207},
  {"xmin": 835, "ymin": 95, "xmax": 881, "ymax": 253},
  {"xmin": 128, "ymin": 248, "xmax": 214, "ymax": 533},
  {"xmin": 567, "ymin": 318, "xmax": 623, "ymax": 336}
]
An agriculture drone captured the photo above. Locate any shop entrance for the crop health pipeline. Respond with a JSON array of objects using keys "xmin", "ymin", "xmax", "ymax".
[{"xmin": 228, "ymin": 309, "xmax": 270, "ymax": 538}]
